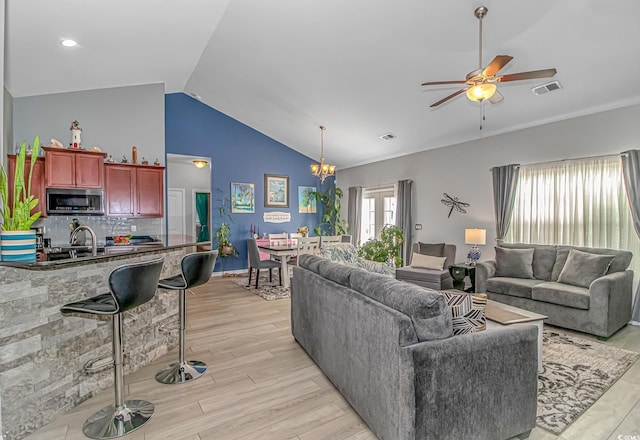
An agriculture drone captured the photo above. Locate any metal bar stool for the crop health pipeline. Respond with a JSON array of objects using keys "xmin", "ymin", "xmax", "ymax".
[
  {"xmin": 155, "ymin": 250, "xmax": 218, "ymax": 384},
  {"xmin": 60, "ymin": 258, "xmax": 164, "ymax": 440}
]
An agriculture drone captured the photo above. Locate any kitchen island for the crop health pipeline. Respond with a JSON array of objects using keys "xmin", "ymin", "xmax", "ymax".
[{"xmin": 0, "ymin": 239, "xmax": 209, "ymax": 440}]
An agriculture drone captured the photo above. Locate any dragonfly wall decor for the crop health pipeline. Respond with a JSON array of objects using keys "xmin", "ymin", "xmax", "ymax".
[{"xmin": 440, "ymin": 193, "xmax": 470, "ymax": 218}]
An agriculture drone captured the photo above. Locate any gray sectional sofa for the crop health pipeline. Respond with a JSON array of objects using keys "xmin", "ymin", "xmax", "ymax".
[
  {"xmin": 476, "ymin": 243, "xmax": 633, "ymax": 338},
  {"xmin": 292, "ymin": 254, "xmax": 538, "ymax": 440}
]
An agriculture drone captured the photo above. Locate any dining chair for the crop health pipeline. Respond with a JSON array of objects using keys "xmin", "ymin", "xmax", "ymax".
[
  {"xmin": 288, "ymin": 236, "xmax": 320, "ymax": 277},
  {"xmin": 320, "ymin": 235, "xmax": 342, "ymax": 247},
  {"xmin": 268, "ymin": 232, "xmax": 289, "ymax": 247},
  {"xmin": 247, "ymin": 238, "xmax": 282, "ymax": 288},
  {"xmin": 289, "ymin": 233, "xmax": 303, "ymax": 246}
]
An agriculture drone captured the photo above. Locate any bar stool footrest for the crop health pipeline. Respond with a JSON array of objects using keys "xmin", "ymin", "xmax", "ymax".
[
  {"xmin": 155, "ymin": 360, "xmax": 207, "ymax": 384},
  {"xmin": 82, "ymin": 400, "xmax": 154, "ymax": 439}
]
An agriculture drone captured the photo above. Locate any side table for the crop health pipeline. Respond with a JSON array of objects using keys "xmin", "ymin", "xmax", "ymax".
[{"xmin": 448, "ymin": 262, "xmax": 477, "ymax": 292}]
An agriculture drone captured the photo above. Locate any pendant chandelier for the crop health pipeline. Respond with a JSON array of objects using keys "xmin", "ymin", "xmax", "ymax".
[{"xmin": 310, "ymin": 125, "xmax": 336, "ymax": 183}]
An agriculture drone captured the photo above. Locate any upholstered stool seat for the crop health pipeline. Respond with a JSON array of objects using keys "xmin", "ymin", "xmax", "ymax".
[
  {"xmin": 155, "ymin": 250, "xmax": 218, "ymax": 385},
  {"xmin": 60, "ymin": 258, "xmax": 164, "ymax": 439}
]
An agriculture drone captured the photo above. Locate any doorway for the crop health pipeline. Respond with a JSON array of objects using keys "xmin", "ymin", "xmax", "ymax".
[{"xmin": 166, "ymin": 154, "xmax": 212, "ymax": 242}]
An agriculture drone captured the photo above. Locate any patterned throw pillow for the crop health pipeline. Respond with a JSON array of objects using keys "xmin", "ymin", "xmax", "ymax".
[{"xmin": 439, "ymin": 291, "xmax": 487, "ymax": 335}]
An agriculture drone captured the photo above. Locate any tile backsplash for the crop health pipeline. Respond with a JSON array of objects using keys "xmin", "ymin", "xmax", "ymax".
[{"xmin": 33, "ymin": 215, "xmax": 163, "ymax": 246}]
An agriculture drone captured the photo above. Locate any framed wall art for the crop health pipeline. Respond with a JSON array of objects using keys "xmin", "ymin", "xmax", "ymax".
[
  {"xmin": 298, "ymin": 186, "xmax": 317, "ymax": 213},
  {"xmin": 264, "ymin": 174, "xmax": 289, "ymax": 208},
  {"xmin": 231, "ymin": 182, "xmax": 255, "ymax": 213}
]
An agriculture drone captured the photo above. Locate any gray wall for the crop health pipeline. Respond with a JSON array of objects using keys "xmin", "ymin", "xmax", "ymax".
[
  {"xmin": 13, "ymin": 83, "xmax": 165, "ymax": 165},
  {"xmin": 337, "ymin": 103, "xmax": 640, "ymax": 262},
  {"xmin": 3, "ymin": 87, "xmax": 11, "ymax": 159},
  {"xmin": 13, "ymin": 83, "xmax": 167, "ymax": 242}
]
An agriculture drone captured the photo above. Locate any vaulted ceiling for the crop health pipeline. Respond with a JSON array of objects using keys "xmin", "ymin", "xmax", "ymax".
[{"xmin": 6, "ymin": 0, "xmax": 640, "ymax": 169}]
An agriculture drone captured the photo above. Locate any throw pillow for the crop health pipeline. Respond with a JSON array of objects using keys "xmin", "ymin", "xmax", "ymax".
[
  {"xmin": 556, "ymin": 249, "xmax": 615, "ymax": 288},
  {"xmin": 439, "ymin": 291, "xmax": 487, "ymax": 335},
  {"xmin": 418, "ymin": 242, "xmax": 445, "ymax": 257},
  {"xmin": 411, "ymin": 252, "xmax": 446, "ymax": 270},
  {"xmin": 495, "ymin": 247, "xmax": 535, "ymax": 279}
]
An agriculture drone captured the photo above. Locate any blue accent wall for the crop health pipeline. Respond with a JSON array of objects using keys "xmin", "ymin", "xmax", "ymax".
[{"xmin": 165, "ymin": 92, "xmax": 332, "ymax": 272}]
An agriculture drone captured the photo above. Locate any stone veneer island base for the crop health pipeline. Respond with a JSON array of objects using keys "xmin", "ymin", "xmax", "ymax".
[{"xmin": 0, "ymin": 243, "xmax": 199, "ymax": 440}]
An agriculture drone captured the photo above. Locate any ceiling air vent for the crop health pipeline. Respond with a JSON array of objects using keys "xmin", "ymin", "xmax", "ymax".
[
  {"xmin": 379, "ymin": 132, "xmax": 396, "ymax": 140},
  {"xmin": 532, "ymin": 81, "xmax": 562, "ymax": 96}
]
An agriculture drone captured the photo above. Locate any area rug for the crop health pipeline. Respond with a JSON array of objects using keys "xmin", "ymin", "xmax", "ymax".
[
  {"xmin": 537, "ymin": 330, "xmax": 638, "ymax": 434},
  {"xmin": 229, "ymin": 274, "xmax": 290, "ymax": 301}
]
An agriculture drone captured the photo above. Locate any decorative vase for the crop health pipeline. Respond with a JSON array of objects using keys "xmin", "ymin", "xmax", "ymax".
[{"xmin": 0, "ymin": 230, "xmax": 37, "ymax": 262}]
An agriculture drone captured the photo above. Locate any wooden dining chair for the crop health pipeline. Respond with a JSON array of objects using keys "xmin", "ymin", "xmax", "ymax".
[{"xmin": 268, "ymin": 232, "xmax": 289, "ymax": 246}]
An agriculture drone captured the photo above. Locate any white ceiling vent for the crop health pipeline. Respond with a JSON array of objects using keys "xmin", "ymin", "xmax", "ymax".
[
  {"xmin": 532, "ymin": 81, "xmax": 562, "ymax": 96},
  {"xmin": 379, "ymin": 132, "xmax": 396, "ymax": 140}
]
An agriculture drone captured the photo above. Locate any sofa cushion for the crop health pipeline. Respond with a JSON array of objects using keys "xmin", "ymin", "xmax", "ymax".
[
  {"xmin": 500, "ymin": 243, "xmax": 557, "ymax": 280},
  {"xmin": 350, "ymin": 270, "xmax": 453, "ymax": 341},
  {"xmin": 532, "ymin": 281, "xmax": 590, "ymax": 310},
  {"xmin": 486, "ymin": 277, "xmax": 546, "ymax": 298},
  {"xmin": 396, "ymin": 266, "xmax": 450, "ymax": 284},
  {"xmin": 299, "ymin": 253, "xmax": 324, "ymax": 273},
  {"xmin": 556, "ymin": 249, "xmax": 615, "ymax": 288},
  {"xmin": 495, "ymin": 247, "xmax": 535, "ymax": 279},
  {"xmin": 320, "ymin": 242, "xmax": 358, "ymax": 264},
  {"xmin": 439, "ymin": 291, "xmax": 487, "ymax": 335},
  {"xmin": 411, "ymin": 253, "xmax": 446, "ymax": 270},
  {"xmin": 418, "ymin": 242, "xmax": 445, "ymax": 257},
  {"xmin": 551, "ymin": 245, "xmax": 632, "ymax": 280}
]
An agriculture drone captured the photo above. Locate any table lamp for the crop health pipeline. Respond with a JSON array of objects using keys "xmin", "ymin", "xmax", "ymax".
[{"xmin": 465, "ymin": 228, "xmax": 486, "ymax": 265}]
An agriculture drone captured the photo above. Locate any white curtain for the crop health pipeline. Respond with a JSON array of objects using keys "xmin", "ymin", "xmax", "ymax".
[{"xmin": 505, "ymin": 155, "xmax": 640, "ymax": 312}]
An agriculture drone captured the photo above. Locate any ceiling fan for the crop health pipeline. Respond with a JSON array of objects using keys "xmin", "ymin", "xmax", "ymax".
[{"xmin": 421, "ymin": 6, "xmax": 557, "ymax": 108}]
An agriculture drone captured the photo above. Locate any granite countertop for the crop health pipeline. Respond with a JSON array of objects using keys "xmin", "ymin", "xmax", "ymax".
[{"xmin": 0, "ymin": 237, "xmax": 211, "ymax": 270}]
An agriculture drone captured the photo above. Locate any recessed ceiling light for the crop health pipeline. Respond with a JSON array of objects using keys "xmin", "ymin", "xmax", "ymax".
[{"xmin": 61, "ymin": 39, "xmax": 78, "ymax": 47}]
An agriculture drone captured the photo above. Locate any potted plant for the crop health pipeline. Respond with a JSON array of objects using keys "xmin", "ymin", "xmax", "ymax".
[
  {"xmin": 358, "ymin": 225, "xmax": 404, "ymax": 267},
  {"xmin": 0, "ymin": 136, "xmax": 42, "ymax": 262},
  {"xmin": 213, "ymin": 189, "xmax": 237, "ymax": 257},
  {"xmin": 312, "ymin": 186, "xmax": 348, "ymax": 236}
]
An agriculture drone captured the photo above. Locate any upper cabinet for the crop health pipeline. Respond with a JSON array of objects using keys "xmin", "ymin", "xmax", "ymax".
[
  {"xmin": 43, "ymin": 147, "xmax": 106, "ymax": 189},
  {"xmin": 105, "ymin": 164, "xmax": 164, "ymax": 218},
  {"xmin": 7, "ymin": 155, "xmax": 47, "ymax": 218}
]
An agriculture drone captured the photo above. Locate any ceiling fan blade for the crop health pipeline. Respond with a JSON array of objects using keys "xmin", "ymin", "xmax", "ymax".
[
  {"xmin": 421, "ymin": 80, "xmax": 467, "ymax": 86},
  {"xmin": 489, "ymin": 90, "xmax": 504, "ymax": 104},
  {"xmin": 430, "ymin": 88, "xmax": 467, "ymax": 107},
  {"xmin": 482, "ymin": 55, "xmax": 513, "ymax": 77},
  {"xmin": 497, "ymin": 68, "xmax": 557, "ymax": 82}
]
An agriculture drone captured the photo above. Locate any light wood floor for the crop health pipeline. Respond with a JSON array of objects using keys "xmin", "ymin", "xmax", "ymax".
[{"xmin": 24, "ymin": 277, "xmax": 640, "ymax": 440}]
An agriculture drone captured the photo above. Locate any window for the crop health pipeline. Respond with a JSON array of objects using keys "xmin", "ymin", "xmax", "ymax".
[
  {"xmin": 360, "ymin": 185, "xmax": 396, "ymax": 243},
  {"xmin": 505, "ymin": 155, "xmax": 640, "ymax": 275}
]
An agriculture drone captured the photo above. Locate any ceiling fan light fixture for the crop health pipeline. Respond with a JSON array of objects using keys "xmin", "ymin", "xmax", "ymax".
[{"xmin": 466, "ymin": 83, "xmax": 496, "ymax": 102}]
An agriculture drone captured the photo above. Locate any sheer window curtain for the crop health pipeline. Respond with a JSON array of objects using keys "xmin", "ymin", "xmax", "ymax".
[{"xmin": 505, "ymin": 155, "xmax": 640, "ymax": 324}]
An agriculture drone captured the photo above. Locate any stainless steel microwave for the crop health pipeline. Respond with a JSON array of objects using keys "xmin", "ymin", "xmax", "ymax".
[{"xmin": 46, "ymin": 188, "xmax": 105, "ymax": 216}]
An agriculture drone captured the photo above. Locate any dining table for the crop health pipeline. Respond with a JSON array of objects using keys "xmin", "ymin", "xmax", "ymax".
[{"xmin": 256, "ymin": 242, "xmax": 299, "ymax": 288}]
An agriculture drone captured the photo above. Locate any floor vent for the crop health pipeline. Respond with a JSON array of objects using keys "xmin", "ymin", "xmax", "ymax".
[
  {"xmin": 532, "ymin": 81, "xmax": 562, "ymax": 96},
  {"xmin": 379, "ymin": 132, "xmax": 396, "ymax": 140}
]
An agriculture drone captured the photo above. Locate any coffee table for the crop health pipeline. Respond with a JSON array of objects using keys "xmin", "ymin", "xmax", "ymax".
[{"xmin": 485, "ymin": 299, "xmax": 547, "ymax": 372}]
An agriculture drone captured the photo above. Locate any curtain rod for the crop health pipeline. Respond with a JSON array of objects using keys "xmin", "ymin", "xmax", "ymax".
[{"xmin": 490, "ymin": 152, "xmax": 627, "ymax": 171}]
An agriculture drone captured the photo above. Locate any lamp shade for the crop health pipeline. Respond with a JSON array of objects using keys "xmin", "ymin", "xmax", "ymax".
[{"xmin": 465, "ymin": 228, "xmax": 486, "ymax": 245}]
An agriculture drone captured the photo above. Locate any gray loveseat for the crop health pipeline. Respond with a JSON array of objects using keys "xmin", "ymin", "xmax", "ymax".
[
  {"xmin": 292, "ymin": 254, "xmax": 537, "ymax": 440},
  {"xmin": 476, "ymin": 243, "xmax": 633, "ymax": 338}
]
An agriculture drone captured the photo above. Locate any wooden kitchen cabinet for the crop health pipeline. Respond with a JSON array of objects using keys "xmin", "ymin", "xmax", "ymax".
[
  {"xmin": 7, "ymin": 155, "xmax": 47, "ymax": 218},
  {"xmin": 105, "ymin": 164, "xmax": 164, "ymax": 217},
  {"xmin": 43, "ymin": 147, "xmax": 106, "ymax": 189}
]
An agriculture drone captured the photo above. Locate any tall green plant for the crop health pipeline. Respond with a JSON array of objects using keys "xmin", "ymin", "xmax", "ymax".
[
  {"xmin": 358, "ymin": 225, "xmax": 404, "ymax": 267},
  {"xmin": 312, "ymin": 186, "xmax": 348, "ymax": 236},
  {"xmin": 213, "ymin": 188, "xmax": 237, "ymax": 257},
  {"xmin": 0, "ymin": 136, "xmax": 41, "ymax": 231}
]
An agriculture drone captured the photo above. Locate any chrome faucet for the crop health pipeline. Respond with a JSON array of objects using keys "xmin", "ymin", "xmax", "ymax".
[{"xmin": 70, "ymin": 225, "xmax": 98, "ymax": 257}]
